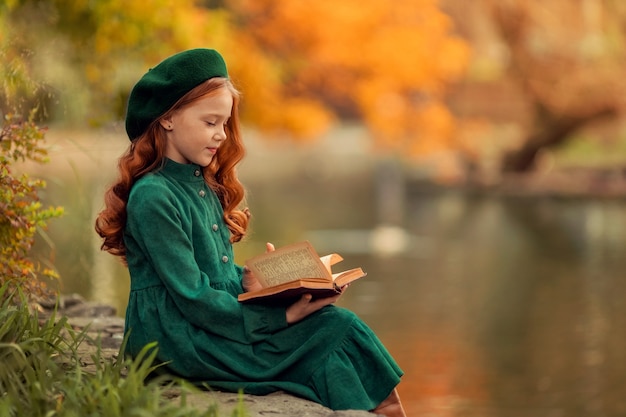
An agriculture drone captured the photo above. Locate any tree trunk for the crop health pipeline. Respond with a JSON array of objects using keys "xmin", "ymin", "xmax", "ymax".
[{"xmin": 502, "ymin": 106, "xmax": 618, "ymax": 173}]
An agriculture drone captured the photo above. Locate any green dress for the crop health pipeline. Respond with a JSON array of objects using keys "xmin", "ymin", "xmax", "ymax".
[{"xmin": 123, "ymin": 158, "xmax": 403, "ymax": 410}]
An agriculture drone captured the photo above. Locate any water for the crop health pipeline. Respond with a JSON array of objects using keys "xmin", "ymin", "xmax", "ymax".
[{"xmin": 26, "ymin": 132, "xmax": 626, "ymax": 416}]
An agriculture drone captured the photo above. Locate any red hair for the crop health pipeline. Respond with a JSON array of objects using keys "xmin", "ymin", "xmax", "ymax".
[{"xmin": 95, "ymin": 78, "xmax": 249, "ymax": 262}]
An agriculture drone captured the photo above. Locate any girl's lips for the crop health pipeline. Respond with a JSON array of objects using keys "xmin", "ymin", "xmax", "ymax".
[{"xmin": 207, "ymin": 147, "xmax": 218, "ymax": 154}]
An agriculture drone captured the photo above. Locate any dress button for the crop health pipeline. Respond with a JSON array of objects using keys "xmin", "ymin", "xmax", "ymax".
[
  {"xmin": 198, "ymin": 190, "xmax": 206, "ymax": 197},
  {"xmin": 194, "ymin": 169, "xmax": 201, "ymax": 177},
  {"xmin": 221, "ymin": 255, "xmax": 229, "ymax": 263},
  {"xmin": 212, "ymin": 224, "xmax": 219, "ymax": 231}
]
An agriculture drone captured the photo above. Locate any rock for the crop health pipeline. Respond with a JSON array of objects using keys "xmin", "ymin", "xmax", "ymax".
[
  {"xmin": 61, "ymin": 293, "xmax": 87, "ymax": 309},
  {"xmin": 63, "ymin": 301, "xmax": 117, "ymax": 318},
  {"xmin": 35, "ymin": 293, "xmax": 86, "ymax": 310},
  {"xmin": 179, "ymin": 390, "xmax": 379, "ymax": 417},
  {"xmin": 66, "ymin": 316, "xmax": 125, "ymax": 332}
]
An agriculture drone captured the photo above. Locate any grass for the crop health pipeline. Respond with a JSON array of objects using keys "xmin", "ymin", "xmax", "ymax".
[
  {"xmin": 551, "ymin": 132, "xmax": 626, "ymax": 168},
  {"xmin": 0, "ymin": 284, "xmax": 245, "ymax": 417}
]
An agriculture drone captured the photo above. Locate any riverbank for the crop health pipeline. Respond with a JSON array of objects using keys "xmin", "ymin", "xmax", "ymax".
[{"xmin": 36, "ymin": 294, "xmax": 379, "ymax": 417}]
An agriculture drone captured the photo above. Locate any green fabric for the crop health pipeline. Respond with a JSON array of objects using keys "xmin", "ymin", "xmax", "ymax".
[
  {"xmin": 125, "ymin": 48, "xmax": 228, "ymax": 140},
  {"xmin": 123, "ymin": 158, "xmax": 403, "ymax": 410}
]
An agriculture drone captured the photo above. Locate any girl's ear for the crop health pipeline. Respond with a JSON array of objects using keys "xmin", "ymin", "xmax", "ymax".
[{"xmin": 159, "ymin": 117, "xmax": 174, "ymax": 131}]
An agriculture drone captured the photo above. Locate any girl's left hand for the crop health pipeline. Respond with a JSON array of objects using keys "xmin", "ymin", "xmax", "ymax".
[{"xmin": 285, "ymin": 291, "xmax": 343, "ymax": 324}]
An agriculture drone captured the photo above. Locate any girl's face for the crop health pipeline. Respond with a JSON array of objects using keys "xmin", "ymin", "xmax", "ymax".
[{"xmin": 160, "ymin": 86, "xmax": 233, "ymax": 167}]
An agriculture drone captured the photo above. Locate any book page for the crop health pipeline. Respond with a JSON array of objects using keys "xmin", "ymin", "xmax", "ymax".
[
  {"xmin": 246, "ymin": 241, "xmax": 330, "ymax": 288},
  {"xmin": 320, "ymin": 253, "xmax": 343, "ymax": 274}
]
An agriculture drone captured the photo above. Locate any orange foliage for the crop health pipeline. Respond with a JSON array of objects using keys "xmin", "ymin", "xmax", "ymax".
[
  {"xmin": 229, "ymin": 0, "xmax": 470, "ymax": 150},
  {"xmin": 3, "ymin": 0, "xmax": 470, "ymax": 155}
]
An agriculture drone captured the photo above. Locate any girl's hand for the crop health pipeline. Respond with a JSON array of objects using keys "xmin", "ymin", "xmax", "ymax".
[
  {"xmin": 242, "ymin": 242, "xmax": 275, "ymax": 292},
  {"xmin": 286, "ymin": 292, "xmax": 342, "ymax": 324},
  {"xmin": 242, "ymin": 266, "xmax": 262, "ymax": 292}
]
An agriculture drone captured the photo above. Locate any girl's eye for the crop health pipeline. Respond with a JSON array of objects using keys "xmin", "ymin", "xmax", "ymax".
[{"xmin": 206, "ymin": 120, "xmax": 228, "ymax": 128}]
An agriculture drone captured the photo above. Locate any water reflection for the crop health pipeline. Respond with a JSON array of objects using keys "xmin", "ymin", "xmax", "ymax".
[{"xmin": 28, "ymin": 135, "xmax": 626, "ymax": 417}]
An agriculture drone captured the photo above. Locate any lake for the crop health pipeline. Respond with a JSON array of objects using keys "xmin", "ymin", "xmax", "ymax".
[{"xmin": 27, "ymin": 130, "xmax": 626, "ymax": 416}]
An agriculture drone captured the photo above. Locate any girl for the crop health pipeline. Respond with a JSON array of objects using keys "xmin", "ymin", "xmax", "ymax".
[{"xmin": 95, "ymin": 48, "xmax": 406, "ymax": 416}]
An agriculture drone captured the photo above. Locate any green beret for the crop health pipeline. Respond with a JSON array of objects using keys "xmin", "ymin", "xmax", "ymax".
[{"xmin": 125, "ymin": 48, "xmax": 229, "ymax": 140}]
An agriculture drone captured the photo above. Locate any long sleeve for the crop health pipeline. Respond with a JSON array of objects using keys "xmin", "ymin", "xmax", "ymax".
[{"xmin": 124, "ymin": 164, "xmax": 287, "ymax": 344}]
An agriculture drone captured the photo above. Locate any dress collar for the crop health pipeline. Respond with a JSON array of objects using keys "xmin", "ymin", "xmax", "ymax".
[{"xmin": 158, "ymin": 158, "xmax": 205, "ymax": 183}]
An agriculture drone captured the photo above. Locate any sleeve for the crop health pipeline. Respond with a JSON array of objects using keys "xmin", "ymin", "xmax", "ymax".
[
  {"xmin": 125, "ymin": 182, "xmax": 288, "ymax": 344},
  {"xmin": 234, "ymin": 263, "xmax": 245, "ymax": 291}
]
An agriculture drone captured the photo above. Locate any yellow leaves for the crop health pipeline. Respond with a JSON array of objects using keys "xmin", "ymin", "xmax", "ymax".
[
  {"xmin": 271, "ymin": 98, "xmax": 335, "ymax": 140},
  {"xmin": 360, "ymin": 85, "xmax": 456, "ymax": 156},
  {"xmin": 2, "ymin": 0, "xmax": 18, "ymax": 10},
  {"xmin": 0, "ymin": 113, "xmax": 62, "ymax": 296},
  {"xmin": 436, "ymin": 37, "xmax": 472, "ymax": 81},
  {"xmin": 91, "ymin": 0, "xmax": 187, "ymax": 52},
  {"xmin": 225, "ymin": 32, "xmax": 333, "ymax": 139},
  {"xmin": 229, "ymin": 0, "xmax": 470, "ymax": 152},
  {"xmin": 42, "ymin": 267, "xmax": 60, "ymax": 280},
  {"xmin": 408, "ymin": 103, "xmax": 456, "ymax": 154},
  {"xmin": 3, "ymin": 0, "xmax": 470, "ymax": 157}
]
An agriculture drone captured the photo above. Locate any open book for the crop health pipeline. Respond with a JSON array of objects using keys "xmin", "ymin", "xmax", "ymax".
[{"xmin": 237, "ymin": 241, "xmax": 367, "ymax": 304}]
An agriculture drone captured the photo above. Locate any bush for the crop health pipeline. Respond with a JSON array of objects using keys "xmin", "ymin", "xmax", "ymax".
[{"xmin": 0, "ymin": 111, "xmax": 64, "ymax": 301}]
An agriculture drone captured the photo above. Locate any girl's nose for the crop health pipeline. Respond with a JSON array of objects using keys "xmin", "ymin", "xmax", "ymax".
[{"xmin": 215, "ymin": 126, "xmax": 227, "ymax": 141}]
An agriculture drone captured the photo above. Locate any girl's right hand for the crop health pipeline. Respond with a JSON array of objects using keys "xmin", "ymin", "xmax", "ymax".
[
  {"xmin": 242, "ymin": 242, "xmax": 276, "ymax": 293},
  {"xmin": 286, "ymin": 293, "xmax": 341, "ymax": 324}
]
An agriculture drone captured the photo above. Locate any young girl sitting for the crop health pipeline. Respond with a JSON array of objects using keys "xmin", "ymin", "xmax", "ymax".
[{"xmin": 95, "ymin": 48, "xmax": 406, "ymax": 417}]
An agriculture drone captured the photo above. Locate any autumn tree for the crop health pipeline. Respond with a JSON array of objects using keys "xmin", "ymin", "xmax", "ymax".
[
  {"xmin": 445, "ymin": 0, "xmax": 626, "ymax": 174},
  {"xmin": 228, "ymin": 0, "xmax": 470, "ymax": 154},
  {"xmin": 2, "ymin": 0, "xmax": 470, "ymax": 162}
]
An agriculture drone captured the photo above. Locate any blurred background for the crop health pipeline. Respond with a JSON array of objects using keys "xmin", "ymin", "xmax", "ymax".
[{"xmin": 2, "ymin": 0, "xmax": 626, "ymax": 416}]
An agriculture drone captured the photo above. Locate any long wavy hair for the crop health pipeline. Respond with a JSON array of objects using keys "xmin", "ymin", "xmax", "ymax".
[{"xmin": 95, "ymin": 78, "xmax": 249, "ymax": 263}]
